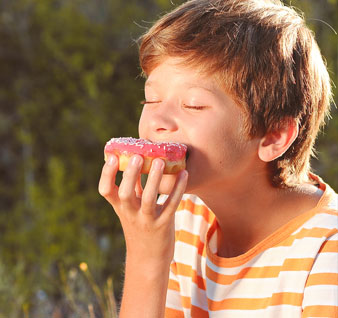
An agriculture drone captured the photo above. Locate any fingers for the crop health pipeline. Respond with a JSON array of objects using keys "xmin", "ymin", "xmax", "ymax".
[
  {"xmin": 98, "ymin": 155, "xmax": 119, "ymax": 205},
  {"xmin": 99, "ymin": 154, "xmax": 188, "ymax": 222},
  {"xmin": 162, "ymin": 170, "xmax": 188, "ymax": 216},
  {"xmin": 118, "ymin": 155, "xmax": 144, "ymax": 209},
  {"xmin": 141, "ymin": 159, "xmax": 165, "ymax": 215},
  {"xmin": 135, "ymin": 175, "xmax": 143, "ymax": 198}
]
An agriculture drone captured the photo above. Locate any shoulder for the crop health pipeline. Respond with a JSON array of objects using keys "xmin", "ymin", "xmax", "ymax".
[
  {"xmin": 310, "ymin": 174, "xmax": 337, "ymax": 212},
  {"xmin": 300, "ymin": 176, "xmax": 338, "ymax": 235},
  {"xmin": 295, "ymin": 192, "xmax": 338, "ymax": 241},
  {"xmin": 327, "ymin": 191, "xmax": 338, "ymax": 211}
]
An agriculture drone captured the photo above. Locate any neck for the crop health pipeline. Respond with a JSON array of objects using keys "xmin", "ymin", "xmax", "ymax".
[{"xmin": 195, "ymin": 173, "xmax": 322, "ymax": 258}]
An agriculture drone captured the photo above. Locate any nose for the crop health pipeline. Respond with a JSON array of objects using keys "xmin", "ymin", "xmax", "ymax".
[{"xmin": 141, "ymin": 101, "xmax": 179, "ymax": 135}]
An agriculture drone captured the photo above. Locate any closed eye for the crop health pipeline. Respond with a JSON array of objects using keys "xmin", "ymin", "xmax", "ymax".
[
  {"xmin": 140, "ymin": 100, "xmax": 161, "ymax": 105},
  {"xmin": 183, "ymin": 104, "xmax": 208, "ymax": 110}
]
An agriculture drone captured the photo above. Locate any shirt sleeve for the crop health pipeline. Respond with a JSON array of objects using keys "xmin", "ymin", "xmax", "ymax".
[
  {"xmin": 302, "ymin": 232, "xmax": 338, "ymax": 318},
  {"xmin": 165, "ymin": 261, "xmax": 185, "ymax": 318}
]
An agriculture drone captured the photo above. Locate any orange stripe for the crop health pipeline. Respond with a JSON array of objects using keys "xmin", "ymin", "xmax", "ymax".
[
  {"xmin": 278, "ymin": 228, "xmax": 338, "ymax": 248},
  {"xmin": 176, "ymin": 262, "xmax": 206, "ymax": 290},
  {"xmin": 270, "ymin": 292, "xmax": 303, "ymax": 306},
  {"xmin": 191, "ymin": 305, "xmax": 209, "ymax": 317},
  {"xmin": 165, "ymin": 307, "xmax": 184, "ymax": 317},
  {"xmin": 321, "ymin": 210, "xmax": 338, "ymax": 216},
  {"xmin": 180, "ymin": 199, "xmax": 215, "ymax": 224},
  {"xmin": 177, "ymin": 200, "xmax": 185, "ymax": 210},
  {"xmin": 208, "ymin": 292, "xmax": 303, "ymax": 311},
  {"xmin": 306, "ymin": 273, "xmax": 338, "ymax": 287},
  {"xmin": 170, "ymin": 262, "xmax": 178, "ymax": 275},
  {"xmin": 283, "ymin": 258, "xmax": 314, "ymax": 271},
  {"xmin": 318, "ymin": 240, "xmax": 338, "ymax": 253},
  {"xmin": 181, "ymin": 295, "xmax": 191, "ymax": 308},
  {"xmin": 168, "ymin": 278, "xmax": 180, "ymax": 291},
  {"xmin": 175, "ymin": 230, "xmax": 205, "ymax": 255},
  {"xmin": 302, "ymin": 305, "xmax": 338, "ymax": 317},
  {"xmin": 206, "ymin": 258, "xmax": 314, "ymax": 284},
  {"xmin": 181, "ymin": 297, "xmax": 209, "ymax": 316}
]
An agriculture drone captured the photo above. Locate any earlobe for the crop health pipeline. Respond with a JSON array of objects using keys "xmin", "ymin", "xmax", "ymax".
[{"xmin": 258, "ymin": 119, "xmax": 299, "ymax": 162}]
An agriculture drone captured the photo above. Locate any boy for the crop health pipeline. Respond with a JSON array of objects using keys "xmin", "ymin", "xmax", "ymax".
[{"xmin": 99, "ymin": 0, "xmax": 338, "ymax": 317}]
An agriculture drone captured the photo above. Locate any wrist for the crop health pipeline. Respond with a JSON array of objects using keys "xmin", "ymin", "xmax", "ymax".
[
  {"xmin": 125, "ymin": 253, "xmax": 172, "ymax": 277},
  {"xmin": 120, "ymin": 255, "xmax": 170, "ymax": 318}
]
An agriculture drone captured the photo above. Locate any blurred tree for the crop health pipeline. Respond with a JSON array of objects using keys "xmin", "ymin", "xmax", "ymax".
[
  {"xmin": 0, "ymin": 0, "xmax": 336, "ymax": 317},
  {"xmin": 0, "ymin": 0, "xmax": 166, "ymax": 315}
]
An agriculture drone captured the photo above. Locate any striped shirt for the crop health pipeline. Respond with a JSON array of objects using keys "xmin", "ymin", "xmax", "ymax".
[{"xmin": 163, "ymin": 177, "xmax": 338, "ymax": 317}]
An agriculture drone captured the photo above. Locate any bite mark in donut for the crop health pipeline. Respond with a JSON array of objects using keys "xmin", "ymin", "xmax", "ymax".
[{"xmin": 104, "ymin": 137, "xmax": 187, "ymax": 174}]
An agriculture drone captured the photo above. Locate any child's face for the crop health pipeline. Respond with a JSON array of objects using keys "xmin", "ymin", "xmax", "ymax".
[{"xmin": 138, "ymin": 57, "xmax": 261, "ymax": 195}]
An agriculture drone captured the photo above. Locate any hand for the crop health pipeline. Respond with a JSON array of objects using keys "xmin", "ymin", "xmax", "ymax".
[{"xmin": 98, "ymin": 154, "xmax": 188, "ymax": 266}]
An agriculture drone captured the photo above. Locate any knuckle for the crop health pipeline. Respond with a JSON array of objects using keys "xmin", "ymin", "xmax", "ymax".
[
  {"xmin": 141, "ymin": 189, "xmax": 155, "ymax": 204},
  {"xmin": 141, "ymin": 196, "xmax": 153, "ymax": 211},
  {"xmin": 99, "ymin": 186, "xmax": 110, "ymax": 198},
  {"xmin": 118, "ymin": 187, "xmax": 131, "ymax": 201}
]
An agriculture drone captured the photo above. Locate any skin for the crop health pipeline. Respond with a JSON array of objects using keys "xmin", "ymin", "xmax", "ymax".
[{"xmin": 98, "ymin": 57, "xmax": 323, "ymax": 317}]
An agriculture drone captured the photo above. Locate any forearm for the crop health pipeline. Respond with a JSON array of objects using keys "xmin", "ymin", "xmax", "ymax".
[
  {"xmin": 98, "ymin": 157, "xmax": 187, "ymax": 317},
  {"xmin": 119, "ymin": 256, "xmax": 170, "ymax": 318}
]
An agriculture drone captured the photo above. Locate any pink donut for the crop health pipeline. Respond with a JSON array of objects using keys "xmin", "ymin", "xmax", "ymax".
[{"xmin": 104, "ymin": 137, "xmax": 187, "ymax": 174}]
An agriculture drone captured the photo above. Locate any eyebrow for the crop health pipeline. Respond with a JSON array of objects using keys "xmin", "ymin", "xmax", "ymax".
[{"xmin": 145, "ymin": 80, "xmax": 217, "ymax": 94}]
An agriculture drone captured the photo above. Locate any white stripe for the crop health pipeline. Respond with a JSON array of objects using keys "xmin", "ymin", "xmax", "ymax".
[
  {"xmin": 182, "ymin": 193, "xmax": 208, "ymax": 206},
  {"xmin": 206, "ymin": 256, "xmax": 249, "ymax": 275},
  {"xmin": 176, "ymin": 275, "xmax": 209, "ymax": 311},
  {"xmin": 302, "ymin": 213, "xmax": 338, "ymax": 230},
  {"xmin": 209, "ymin": 305, "xmax": 301, "ymax": 318},
  {"xmin": 206, "ymin": 235, "xmax": 335, "ymax": 276},
  {"xmin": 157, "ymin": 194, "xmax": 168, "ymax": 204},
  {"xmin": 327, "ymin": 193, "xmax": 338, "ymax": 210},
  {"xmin": 182, "ymin": 307, "xmax": 191, "ymax": 317},
  {"xmin": 205, "ymin": 272, "xmax": 309, "ymax": 300},
  {"xmin": 191, "ymin": 285, "xmax": 209, "ymax": 311},
  {"xmin": 285, "ymin": 237, "xmax": 327, "ymax": 258},
  {"xmin": 174, "ymin": 241, "xmax": 206, "ymax": 272},
  {"xmin": 175, "ymin": 210, "xmax": 211, "ymax": 239},
  {"xmin": 303, "ymin": 284, "xmax": 338, "ymax": 307},
  {"xmin": 166, "ymin": 289, "xmax": 183, "ymax": 311},
  {"xmin": 309, "ymin": 252, "xmax": 338, "ymax": 274}
]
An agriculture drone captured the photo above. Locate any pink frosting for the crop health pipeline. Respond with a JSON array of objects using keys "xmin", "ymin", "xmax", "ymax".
[{"xmin": 104, "ymin": 137, "xmax": 187, "ymax": 161}]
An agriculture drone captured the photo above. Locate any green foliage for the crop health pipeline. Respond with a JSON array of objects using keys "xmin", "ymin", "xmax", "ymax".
[
  {"xmin": 284, "ymin": 0, "xmax": 338, "ymax": 189},
  {"xmin": 0, "ymin": 0, "xmax": 162, "ymax": 315},
  {"xmin": 0, "ymin": 0, "xmax": 336, "ymax": 317}
]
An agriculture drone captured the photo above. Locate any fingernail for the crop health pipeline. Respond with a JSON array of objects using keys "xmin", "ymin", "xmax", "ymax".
[
  {"xmin": 131, "ymin": 155, "xmax": 142, "ymax": 166},
  {"xmin": 153, "ymin": 159, "xmax": 164, "ymax": 171},
  {"xmin": 180, "ymin": 170, "xmax": 188, "ymax": 180},
  {"xmin": 108, "ymin": 156, "xmax": 117, "ymax": 166}
]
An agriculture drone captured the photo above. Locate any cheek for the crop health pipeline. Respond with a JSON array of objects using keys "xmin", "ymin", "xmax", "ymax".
[{"xmin": 138, "ymin": 111, "xmax": 147, "ymax": 137}]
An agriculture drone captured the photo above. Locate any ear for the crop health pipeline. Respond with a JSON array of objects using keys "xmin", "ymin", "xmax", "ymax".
[{"xmin": 258, "ymin": 119, "xmax": 299, "ymax": 162}]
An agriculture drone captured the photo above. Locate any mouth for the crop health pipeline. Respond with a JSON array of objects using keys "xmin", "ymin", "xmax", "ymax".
[{"xmin": 185, "ymin": 149, "xmax": 190, "ymax": 161}]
